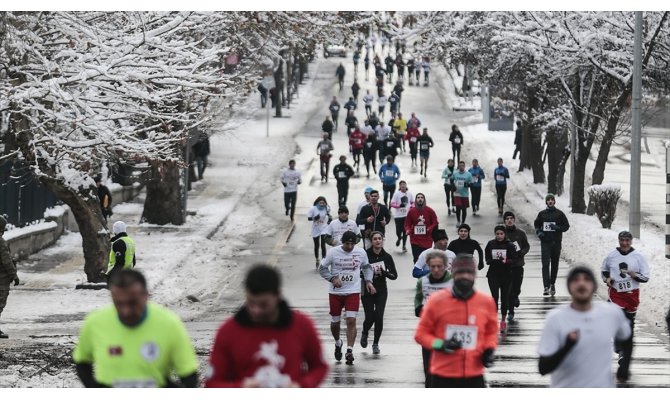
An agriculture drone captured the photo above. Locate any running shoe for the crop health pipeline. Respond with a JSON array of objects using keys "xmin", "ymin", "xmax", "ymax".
[
  {"xmin": 360, "ymin": 331, "xmax": 368, "ymax": 348},
  {"xmin": 500, "ymin": 321, "xmax": 507, "ymax": 333},
  {"xmin": 315, "ymin": 259, "xmax": 320, "ymax": 269},
  {"xmin": 448, "ymin": 209, "xmax": 451, "ymax": 216},
  {"xmin": 543, "ymin": 287, "xmax": 550, "ymax": 296},
  {"xmin": 507, "ymin": 312, "xmax": 514, "ymax": 322},
  {"xmin": 550, "ymin": 285, "xmax": 556, "ymax": 296},
  {"xmin": 334, "ymin": 342, "xmax": 343, "ymax": 361},
  {"xmin": 345, "ymin": 350, "xmax": 354, "ymax": 365},
  {"xmin": 402, "ymin": 246, "xmax": 407, "ymax": 253},
  {"xmin": 396, "ymin": 238, "xmax": 401, "ymax": 247},
  {"xmin": 0, "ymin": 330, "xmax": 8, "ymax": 339},
  {"xmin": 514, "ymin": 297, "xmax": 520, "ymax": 308},
  {"xmin": 372, "ymin": 344, "xmax": 380, "ymax": 355}
]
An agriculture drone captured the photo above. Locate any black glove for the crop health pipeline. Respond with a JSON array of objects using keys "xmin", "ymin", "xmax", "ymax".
[
  {"xmin": 464, "ymin": 181, "xmax": 470, "ymax": 188},
  {"xmin": 313, "ymin": 214, "xmax": 321, "ymax": 221},
  {"xmin": 549, "ymin": 223, "xmax": 558, "ymax": 231},
  {"xmin": 536, "ymin": 230, "xmax": 545, "ymax": 239},
  {"xmin": 414, "ymin": 306, "xmax": 423, "ymax": 318},
  {"xmin": 482, "ymin": 348, "xmax": 495, "ymax": 368},
  {"xmin": 13, "ymin": 277, "xmax": 19, "ymax": 286},
  {"xmin": 282, "ymin": 182, "xmax": 287, "ymax": 187},
  {"xmin": 438, "ymin": 337, "xmax": 463, "ymax": 354}
]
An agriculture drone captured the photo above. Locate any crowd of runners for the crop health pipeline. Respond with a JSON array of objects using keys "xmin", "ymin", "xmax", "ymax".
[{"xmin": 1, "ymin": 30, "xmax": 657, "ymax": 390}]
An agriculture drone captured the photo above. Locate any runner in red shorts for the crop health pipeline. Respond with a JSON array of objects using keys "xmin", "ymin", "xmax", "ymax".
[
  {"xmin": 600, "ymin": 230, "xmax": 650, "ymax": 382},
  {"xmin": 319, "ymin": 231, "xmax": 375, "ymax": 365}
]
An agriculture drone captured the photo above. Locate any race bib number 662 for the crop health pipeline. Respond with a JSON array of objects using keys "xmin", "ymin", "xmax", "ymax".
[
  {"xmin": 339, "ymin": 274, "xmax": 354, "ymax": 283},
  {"xmin": 445, "ymin": 325, "xmax": 478, "ymax": 350}
]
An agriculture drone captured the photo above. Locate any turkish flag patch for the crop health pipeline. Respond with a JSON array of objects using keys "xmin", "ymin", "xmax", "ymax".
[{"xmin": 108, "ymin": 346, "xmax": 123, "ymax": 356}]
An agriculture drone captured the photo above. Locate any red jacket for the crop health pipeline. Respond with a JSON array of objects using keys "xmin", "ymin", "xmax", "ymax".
[
  {"xmin": 415, "ymin": 289, "xmax": 498, "ymax": 379},
  {"xmin": 349, "ymin": 129, "xmax": 366, "ymax": 151},
  {"xmin": 205, "ymin": 301, "xmax": 328, "ymax": 388},
  {"xmin": 404, "ymin": 205, "xmax": 439, "ymax": 248},
  {"xmin": 406, "ymin": 127, "xmax": 421, "ymax": 144}
]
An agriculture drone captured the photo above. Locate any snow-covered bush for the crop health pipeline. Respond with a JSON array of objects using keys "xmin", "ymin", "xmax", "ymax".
[{"xmin": 587, "ymin": 184, "xmax": 622, "ymax": 229}]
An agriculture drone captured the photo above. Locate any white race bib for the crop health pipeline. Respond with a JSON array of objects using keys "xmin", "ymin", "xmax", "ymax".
[
  {"xmin": 387, "ymin": 141, "xmax": 394, "ymax": 147},
  {"xmin": 543, "ymin": 222, "xmax": 556, "ymax": 232},
  {"xmin": 492, "ymin": 249, "xmax": 507, "ymax": 263},
  {"xmin": 366, "ymin": 142, "xmax": 372, "ymax": 148},
  {"xmin": 370, "ymin": 261, "xmax": 386, "ymax": 276},
  {"xmin": 338, "ymin": 171, "xmax": 347, "ymax": 178},
  {"xmin": 512, "ymin": 241, "xmax": 520, "ymax": 251},
  {"xmin": 332, "ymin": 106, "xmax": 339, "ymax": 111},
  {"xmin": 472, "ymin": 176, "xmax": 479, "ymax": 183},
  {"xmin": 615, "ymin": 278, "xmax": 634, "ymax": 293},
  {"xmin": 414, "ymin": 225, "xmax": 426, "ymax": 235},
  {"xmin": 445, "ymin": 325, "xmax": 478, "ymax": 350},
  {"xmin": 420, "ymin": 143, "xmax": 429, "ymax": 150},
  {"xmin": 321, "ymin": 144, "xmax": 330, "ymax": 152},
  {"xmin": 495, "ymin": 174, "xmax": 505, "ymax": 182},
  {"xmin": 454, "ymin": 137, "xmax": 461, "ymax": 144},
  {"xmin": 410, "ymin": 137, "xmax": 417, "ymax": 143},
  {"xmin": 339, "ymin": 273, "xmax": 355, "ymax": 283},
  {"xmin": 385, "ymin": 170, "xmax": 394, "ymax": 177},
  {"xmin": 455, "ymin": 180, "xmax": 464, "ymax": 188}
]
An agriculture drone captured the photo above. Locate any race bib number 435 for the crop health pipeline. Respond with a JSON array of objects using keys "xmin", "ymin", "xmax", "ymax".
[{"xmin": 445, "ymin": 325, "xmax": 478, "ymax": 350}]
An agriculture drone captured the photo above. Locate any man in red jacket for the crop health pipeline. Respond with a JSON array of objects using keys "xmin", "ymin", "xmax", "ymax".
[
  {"xmin": 414, "ymin": 254, "xmax": 498, "ymax": 388},
  {"xmin": 349, "ymin": 124, "xmax": 367, "ymax": 174},
  {"xmin": 205, "ymin": 264, "xmax": 328, "ymax": 388},
  {"xmin": 405, "ymin": 193, "xmax": 439, "ymax": 263}
]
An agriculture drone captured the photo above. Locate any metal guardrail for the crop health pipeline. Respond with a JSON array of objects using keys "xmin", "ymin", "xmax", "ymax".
[{"xmin": 0, "ymin": 160, "xmax": 57, "ymax": 227}]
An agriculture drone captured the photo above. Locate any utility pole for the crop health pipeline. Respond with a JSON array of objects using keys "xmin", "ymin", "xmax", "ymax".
[
  {"xmin": 665, "ymin": 142, "xmax": 669, "ymax": 258},
  {"xmin": 629, "ymin": 11, "xmax": 643, "ymax": 238}
]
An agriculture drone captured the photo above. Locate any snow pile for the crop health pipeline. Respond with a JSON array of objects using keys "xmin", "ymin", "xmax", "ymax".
[
  {"xmin": 43, "ymin": 205, "xmax": 69, "ymax": 219},
  {"xmin": 4, "ymin": 221, "xmax": 59, "ymax": 241}
]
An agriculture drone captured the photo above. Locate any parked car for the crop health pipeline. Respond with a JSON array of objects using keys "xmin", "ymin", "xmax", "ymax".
[{"xmin": 324, "ymin": 44, "xmax": 347, "ymax": 58}]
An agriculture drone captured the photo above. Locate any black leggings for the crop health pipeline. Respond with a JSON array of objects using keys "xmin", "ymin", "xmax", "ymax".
[
  {"xmin": 488, "ymin": 270, "xmax": 512, "ymax": 319},
  {"xmin": 284, "ymin": 192, "xmax": 297, "ymax": 220},
  {"xmin": 409, "ymin": 143, "xmax": 417, "ymax": 161},
  {"xmin": 363, "ymin": 153, "xmax": 377, "ymax": 175},
  {"xmin": 382, "ymin": 184, "xmax": 396, "ymax": 205},
  {"xmin": 443, "ymin": 184, "xmax": 454, "ymax": 209},
  {"xmin": 496, "ymin": 185, "xmax": 507, "ymax": 209},
  {"xmin": 540, "ymin": 241, "xmax": 561, "ymax": 288},
  {"xmin": 394, "ymin": 217, "xmax": 408, "ymax": 246},
  {"xmin": 313, "ymin": 235, "xmax": 326, "ymax": 259},
  {"xmin": 452, "ymin": 145, "xmax": 461, "ymax": 164},
  {"xmin": 352, "ymin": 151, "xmax": 361, "ymax": 169},
  {"xmin": 470, "ymin": 186, "xmax": 482, "ymax": 210},
  {"xmin": 421, "ymin": 347, "xmax": 432, "ymax": 388},
  {"xmin": 455, "ymin": 205, "xmax": 467, "ymax": 224},
  {"xmin": 362, "ymin": 288, "xmax": 388, "ymax": 345},
  {"xmin": 509, "ymin": 266, "xmax": 524, "ymax": 308},
  {"xmin": 411, "ymin": 244, "xmax": 429, "ymax": 264}
]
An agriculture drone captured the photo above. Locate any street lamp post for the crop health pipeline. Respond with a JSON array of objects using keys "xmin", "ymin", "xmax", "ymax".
[
  {"xmin": 630, "ymin": 11, "xmax": 643, "ymax": 238},
  {"xmin": 261, "ymin": 75, "xmax": 275, "ymax": 138}
]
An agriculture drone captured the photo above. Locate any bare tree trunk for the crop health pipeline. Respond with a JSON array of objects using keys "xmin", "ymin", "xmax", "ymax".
[
  {"xmin": 42, "ymin": 178, "xmax": 109, "ymax": 282},
  {"xmin": 525, "ymin": 87, "xmax": 545, "ymax": 183},
  {"xmin": 592, "ymin": 89, "xmax": 630, "ymax": 185},
  {"xmin": 547, "ymin": 127, "xmax": 569, "ymax": 195},
  {"xmin": 274, "ymin": 58, "xmax": 284, "ymax": 117},
  {"xmin": 141, "ymin": 160, "xmax": 185, "ymax": 225}
]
